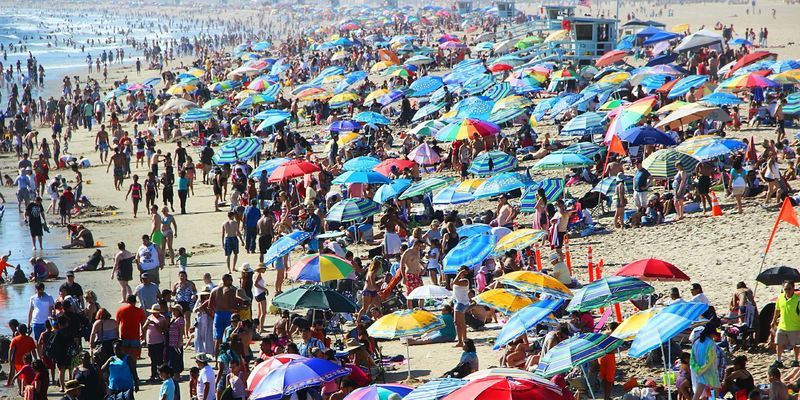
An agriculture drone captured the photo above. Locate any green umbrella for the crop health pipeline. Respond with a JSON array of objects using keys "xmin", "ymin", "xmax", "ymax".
[
  {"xmin": 203, "ymin": 98, "xmax": 228, "ymax": 109},
  {"xmin": 272, "ymin": 284, "xmax": 357, "ymax": 313},
  {"xmin": 399, "ymin": 177, "xmax": 455, "ymax": 200},
  {"xmin": 642, "ymin": 149, "xmax": 699, "ymax": 178}
]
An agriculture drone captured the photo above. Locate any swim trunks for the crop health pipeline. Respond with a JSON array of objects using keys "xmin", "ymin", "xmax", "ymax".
[
  {"xmin": 224, "ymin": 236, "xmax": 239, "ymax": 256},
  {"xmin": 214, "ymin": 311, "xmax": 232, "ymax": 340}
]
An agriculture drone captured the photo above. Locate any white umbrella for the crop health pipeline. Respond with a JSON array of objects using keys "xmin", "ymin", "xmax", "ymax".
[
  {"xmin": 154, "ymin": 98, "xmax": 198, "ymax": 115},
  {"xmin": 407, "ymin": 285, "xmax": 453, "ymax": 300},
  {"xmin": 492, "ymin": 39, "xmax": 516, "ymax": 54},
  {"xmin": 474, "ymin": 32, "xmax": 495, "ymax": 42},
  {"xmin": 654, "ymin": 104, "xmax": 731, "ymax": 130},
  {"xmin": 675, "ymin": 29, "xmax": 723, "ymax": 52}
]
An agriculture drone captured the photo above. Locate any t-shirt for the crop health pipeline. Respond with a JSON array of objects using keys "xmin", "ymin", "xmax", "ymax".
[
  {"xmin": 777, "ymin": 293, "xmax": 800, "ymax": 331},
  {"xmin": 116, "ymin": 304, "xmax": 146, "ymax": 340},
  {"xmin": 633, "ymin": 168, "xmax": 650, "ymax": 192},
  {"xmin": 16, "ymin": 364, "xmax": 35, "ymax": 385},
  {"xmin": 137, "ymin": 244, "xmax": 160, "ymax": 271},
  {"xmin": 29, "ymin": 293, "xmax": 55, "ymax": 324},
  {"xmin": 197, "ymin": 365, "xmax": 216, "ymax": 400},
  {"xmin": 160, "ymin": 378, "xmax": 175, "ymax": 400},
  {"xmin": 10, "ymin": 335, "xmax": 36, "ymax": 368},
  {"xmin": 459, "ymin": 351, "xmax": 479, "ymax": 372},
  {"xmin": 135, "ymin": 283, "xmax": 160, "ymax": 311},
  {"xmin": 438, "ymin": 313, "xmax": 456, "ymax": 340}
]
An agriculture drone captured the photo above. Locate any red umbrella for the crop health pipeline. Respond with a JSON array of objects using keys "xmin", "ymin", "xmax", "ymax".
[
  {"xmin": 269, "ymin": 159, "xmax": 321, "ymax": 182},
  {"xmin": 729, "ymin": 51, "xmax": 776, "ymax": 75},
  {"xmin": 489, "ymin": 63, "xmax": 514, "ymax": 73},
  {"xmin": 615, "ymin": 258, "xmax": 690, "ymax": 281},
  {"xmin": 373, "ymin": 158, "xmax": 418, "ymax": 176},
  {"xmin": 444, "ymin": 376, "xmax": 566, "ymax": 400},
  {"xmin": 247, "ymin": 354, "xmax": 306, "ymax": 392},
  {"xmin": 595, "ymin": 50, "xmax": 628, "ymax": 68}
]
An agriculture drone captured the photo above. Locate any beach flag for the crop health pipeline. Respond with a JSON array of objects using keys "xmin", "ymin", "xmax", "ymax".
[
  {"xmin": 764, "ymin": 197, "xmax": 799, "ymax": 255},
  {"xmin": 744, "ymin": 136, "xmax": 758, "ymax": 164},
  {"xmin": 608, "ymin": 134, "xmax": 627, "ymax": 156}
]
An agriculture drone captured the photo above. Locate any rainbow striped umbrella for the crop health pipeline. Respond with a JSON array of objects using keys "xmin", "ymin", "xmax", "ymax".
[
  {"xmin": 493, "ymin": 299, "xmax": 564, "ymax": 350},
  {"xmin": 344, "ymin": 385, "xmax": 414, "ymax": 400},
  {"xmin": 326, "ymin": 198, "xmax": 381, "ymax": 222},
  {"xmin": 628, "ymin": 302, "xmax": 709, "ymax": 358},
  {"xmin": 520, "ymin": 178, "xmax": 564, "ymax": 212},
  {"xmin": 442, "ymin": 232, "xmax": 497, "ymax": 273},
  {"xmin": 566, "ymin": 276, "xmax": 654, "ymax": 312},
  {"xmin": 248, "ymin": 76, "xmax": 273, "ymax": 91},
  {"xmin": 719, "ymin": 72, "xmax": 779, "ymax": 89},
  {"xmin": 497, "ymin": 271, "xmax": 573, "ymax": 299},
  {"xmin": 492, "ymin": 95, "xmax": 533, "ymax": 112},
  {"xmin": 475, "ymin": 288, "xmax": 534, "ymax": 314},
  {"xmin": 551, "ymin": 68, "xmax": 579, "ymax": 80},
  {"xmin": 249, "ymin": 357, "xmax": 350, "ymax": 400},
  {"xmin": 493, "ymin": 229, "xmax": 547, "ymax": 256},
  {"xmin": 604, "ymin": 95, "xmax": 657, "ymax": 143},
  {"xmin": 468, "ymin": 150, "xmax": 517, "ymax": 176},
  {"xmin": 236, "ymin": 94, "xmax": 276, "ymax": 110},
  {"xmin": 289, "ymin": 254, "xmax": 354, "ymax": 282},
  {"xmin": 536, "ymin": 333, "xmax": 623, "ymax": 378},
  {"xmin": 435, "ymin": 118, "xmax": 501, "ymax": 142}
]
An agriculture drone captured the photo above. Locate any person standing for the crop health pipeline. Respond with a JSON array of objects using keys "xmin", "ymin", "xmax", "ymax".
[
  {"xmin": 25, "ymin": 196, "xmax": 47, "ymax": 251},
  {"xmin": 689, "ymin": 326, "xmax": 721, "ymax": 400},
  {"xmin": 158, "ymin": 207, "xmax": 177, "ymax": 265},
  {"xmin": 7, "ymin": 324, "xmax": 37, "ymax": 387},
  {"xmin": 142, "ymin": 304, "xmax": 167, "ymax": 382},
  {"xmin": 172, "ymin": 271, "xmax": 196, "ymax": 336},
  {"xmin": 257, "ymin": 209, "xmax": 274, "ymax": 264},
  {"xmin": 253, "ymin": 264, "xmax": 269, "ymax": 334},
  {"xmin": 112, "ymin": 242, "xmax": 136, "ymax": 303},
  {"xmin": 136, "ymin": 234, "xmax": 163, "ymax": 285},
  {"xmin": 221, "ymin": 212, "xmax": 243, "ymax": 274},
  {"xmin": 27, "ymin": 282, "xmax": 54, "ymax": 340},
  {"xmin": 101, "ymin": 342, "xmax": 139, "ymax": 398},
  {"xmin": 177, "ymin": 170, "xmax": 189, "ymax": 214},
  {"xmin": 134, "ymin": 273, "xmax": 161, "ymax": 312},
  {"xmin": 165, "ymin": 304, "xmax": 185, "ymax": 381},
  {"xmin": 400, "ymin": 240, "xmax": 425, "ymax": 308},
  {"xmin": 116, "ymin": 295, "xmax": 146, "ymax": 361},
  {"xmin": 194, "ymin": 354, "xmax": 216, "ymax": 400},
  {"xmin": 632, "ymin": 160, "xmax": 650, "ymax": 215},
  {"xmin": 243, "ymin": 199, "xmax": 261, "ymax": 254},
  {"xmin": 771, "ymin": 281, "xmax": 800, "ymax": 368},
  {"xmin": 209, "ymin": 274, "xmax": 238, "ymax": 356}
]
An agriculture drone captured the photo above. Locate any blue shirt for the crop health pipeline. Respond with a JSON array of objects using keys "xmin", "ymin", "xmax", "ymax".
[
  {"xmin": 244, "ymin": 206, "xmax": 261, "ymax": 228},
  {"xmin": 177, "ymin": 177, "xmax": 189, "ymax": 191},
  {"xmin": 298, "ymin": 337, "xmax": 326, "ymax": 357},
  {"xmin": 304, "ymin": 213, "xmax": 321, "ymax": 235},
  {"xmin": 160, "ymin": 378, "xmax": 175, "ymax": 400},
  {"xmin": 633, "ymin": 168, "xmax": 650, "ymax": 192}
]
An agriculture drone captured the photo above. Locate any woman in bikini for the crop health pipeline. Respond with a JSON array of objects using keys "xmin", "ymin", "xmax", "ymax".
[
  {"xmin": 356, "ymin": 258, "xmax": 381, "ymax": 322},
  {"xmin": 125, "ymin": 174, "xmax": 143, "ymax": 218},
  {"xmin": 159, "ymin": 207, "xmax": 177, "ymax": 265},
  {"xmin": 144, "ymin": 171, "xmax": 158, "ymax": 214}
]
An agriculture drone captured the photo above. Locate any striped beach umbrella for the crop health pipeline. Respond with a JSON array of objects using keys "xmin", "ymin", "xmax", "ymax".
[
  {"xmin": 493, "ymin": 299, "xmax": 565, "ymax": 350},
  {"xmin": 180, "ymin": 108, "xmax": 214, "ymax": 122},
  {"xmin": 435, "ymin": 118, "xmax": 501, "ymax": 142},
  {"xmin": 248, "ymin": 357, "xmax": 350, "ymax": 400},
  {"xmin": 667, "ymin": 75, "xmax": 708, "ymax": 99},
  {"xmin": 604, "ymin": 96, "xmax": 657, "ymax": 142},
  {"xmin": 408, "ymin": 119, "xmax": 446, "ymax": 136},
  {"xmin": 432, "ymin": 183, "xmax": 475, "ymax": 206},
  {"xmin": 289, "ymin": 254, "xmax": 354, "ymax": 282},
  {"xmin": 405, "ymin": 55, "xmax": 435, "ymax": 66},
  {"xmin": 236, "ymin": 94, "xmax": 276, "ymax": 110},
  {"xmin": 531, "ymin": 97, "xmax": 561, "ymax": 121},
  {"xmin": 462, "ymin": 74, "xmax": 496, "ymax": 95},
  {"xmin": 497, "ymin": 271, "xmax": 573, "ymax": 299},
  {"xmin": 536, "ymin": 333, "xmax": 623, "ymax": 378},
  {"xmin": 492, "ymin": 95, "xmax": 533, "ymax": 112},
  {"xmin": 784, "ymin": 92, "xmax": 800, "ymax": 114},
  {"xmin": 442, "ymin": 232, "xmax": 497, "ymax": 273},
  {"xmin": 719, "ymin": 72, "xmax": 779, "ymax": 89},
  {"xmin": 326, "ymin": 198, "xmax": 381, "ymax": 222},
  {"xmin": 554, "ymin": 142, "xmax": 606, "ymax": 159},
  {"xmin": 532, "ymin": 153, "xmax": 594, "ymax": 171},
  {"xmin": 473, "ymin": 172, "xmax": 533, "ymax": 199},
  {"xmin": 520, "ymin": 178, "xmax": 565, "ymax": 212},
  {"xmin": 263, "ymin": 231, "xmax": 313, "ymax": 266},
  {"xmin": 430, "ymin": 85, "xmax": 460, "ymax": 103},
  {"xmin": 676, "ymin": 136, "xmax": 747, "ymax": 160},
  {"xmin": 400, "ymin": 177, "xmax": 455, "ymax": 200},
  {"xmin": 468, "ymin": 150, "xmax": 517, "ymax": 176},
  {"xmin": 475, "ymin": 288, "xmax": 534, "ymax": 315},
  {"xmin": 379, "ymin": 89, "xmax": 406, "ymax": 106},
  {"xmin": 484, "ymin": 82, "xmax": 512, "ymax": 101},
  {"xmin": 344, "ymin": 385, "xmax": 414, "ymax": 400},
  {"xmin": 493, "ymin": 229, "xmax": 547, "ymax": 256},
  {"xmin": 452, "ymin": 97, "xmax": 495, "ymax": 120},
  {"xmin": 374, "ymin": 179, "xmax": 413, "ymax": 204},
  {"xmin": 407, "ymin": 143, "xmax": 442, "ymax": 165},
  {"xmin": 210, "ymin": 80, "xmax": 242, "ymax": 92},
  {"xmin": 368, "ymin": 309, "xmax": 444, "ymax": 339},
  {"xmin": 642, "ymin": 149, "xmax": 699, "ymax": 178},
  {"xmin": 566, "ymin": 276, "xmax": 654, "ymax": 312},
  {"xmin": 332, "ymin": 170, "xmax": 392, "ymax": 185},
  {"xmin": 592, "ymin": 175, "xmax": 633, "ymax": 196},
  {"xmin": 628, "ymin": 302, "xmax": 709, "ymax": 358},
  {"xmin": 489, "ymin": 108, "xmax": 527, "ymax": 124},
  {"xmin": 212, "ymin": 137, "xmax": 262, "ymax": 164},
  {"xmin": 549, "ymin": 93, "xmax": 584, "ymax": 117},
  {"xmin": 262, "ymin": 83, "xmax": 283, "ymax": 99},
  {"xmin": 412, "ymin": 102, "xmax": 446, "ymax": 122},
  {"xmin": 255, "ymin": 113, "xmax": 292, "ymax": 131},
  {"xmin": 560, "ymin": 112, "xmax": 607, "ymax": 136},
  {"xmin": 403, "ymin": 379, "xmax": 467, "ymax": 400}
]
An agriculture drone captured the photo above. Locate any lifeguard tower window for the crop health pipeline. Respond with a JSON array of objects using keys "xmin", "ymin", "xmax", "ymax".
[
  {"xmin": 598, "ymin": 24, "xmax": 610, "ymax": 42},
  {"xmin": 575, "ymin": 24, "xmax": 593, "ymax": 41}
]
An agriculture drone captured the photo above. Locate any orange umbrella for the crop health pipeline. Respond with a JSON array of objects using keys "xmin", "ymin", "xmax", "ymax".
[{"xmin": 595, "ymin": 50, "xmax": 628, "ymax": 68}]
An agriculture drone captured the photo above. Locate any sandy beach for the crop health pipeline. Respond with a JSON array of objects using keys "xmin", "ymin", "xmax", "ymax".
[{"xmin": 1, "ymin": 1, "xmax": 800, "ymax": 399}]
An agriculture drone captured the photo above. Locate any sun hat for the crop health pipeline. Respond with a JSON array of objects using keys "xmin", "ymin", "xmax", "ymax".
[{"xmin": 343, "ymin": 338, "xmax": 363, "ymax": 352}]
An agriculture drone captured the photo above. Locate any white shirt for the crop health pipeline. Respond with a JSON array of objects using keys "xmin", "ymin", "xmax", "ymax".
[
  {"xmin": 137, "ymin": 243, "xmax": 160, "ymax": 271},
  {"xmin": 691, "ymin": 293, "xmax": 711, "ymax": 306},
  {"xmin": 29, "ymin": 293, "xmax": 55, "ymax": 324},
  {"xmin": 197, "ymin": 365, "xmax": 216, "ymax": 400}
]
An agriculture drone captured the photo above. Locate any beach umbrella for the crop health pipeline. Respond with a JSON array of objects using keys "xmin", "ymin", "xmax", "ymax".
[
  {"xmin": 326, "ymin": 198, "xmax": 381, "ymax": 222},
  {"xmin": 408, "ymin": 120, "xmax": 446, "ymax": 136},
  {"xmin": 536, "ymin": 333, "xmax": 623, "ymax": 378},
  {"xmin": 364, "ymin": 89, "xmax": 390, "ymax": 104},
  {"xmin": 443, "ymin": 375, "xmax": 567, "ymax": 400},
  {"xmin": 368, "ymin": 309, "xmax": 445, "ymax": 378},
  {"xmin": 489, "ymin": 108, "xmax": 527, "ymax": 125},
  {"xmin": 248, "ymin": 357, "xmax": 350, "ymax": 400},
  {"xmin": 472, "ymin": 172, "xmax": 533, "ymax": 199},
  {"xmin": 179, "ymin": 108, "xmax": 213, "ymax": 122},
  {"xmin": 699, "ymin": 92, "xmax": 743, "ymax": 106},
  {"xmin": 236, "ymin": 94, "xmax": 276, "ymax": 110},
  {"xmin": 249, "ymin": 157, "xmax": 291, "ymax": 179},
  {"xmin": 344, "ymin": 385, "xmax": 414, "ymax": 400},
  {"xmin": 611, "ymin": 309, "xmax": 661, "ymax": 341},
  {"xmin": 599, "ymin": 99, "xmax": 626, "ymax": 111},
  {"xmin": 497, "ymin": 271, "xmax": 573, "ymax": 299},
  {"xmin": 492, "ymin": 298, "xmax": 564, "ymax": 349},
  {"xmin": 451, "ymin": 97, "xmax": 495, "ymax": 120},
  {"xmin": 655, "ymin": 101, "xmax": 689, "ymax": 115},
  {"xmin": 520, "ymin": 178, "xmax": 565, "ymax": 212},
  {"xmin": 329, "ymin": 120, "xmax": 362, "ymax": 133},
  {"xmin": 666, "ymin": 74, "xmax": 708, "ymax": 99},
  {"xmin": 405, "ymin": 55, "xmax": 435, "ymax": 66},
  {"xmin": 467, "ymin": 150, "xmax": 517, "ymax": 176},
  {"xmin": 566, "ymin": 276, "xmax": 655, "ymax": 312},
  {"xmin": 616, "ymin": 258, "xmax": 690, "ymax": 281},
  {"xmin": 604, "ymin": 96, "xmax": 657, "ymax": 142},
  {"xmin": 618, "ymin": 126, "xmax": 677, "ymax": 146},
  {"xmin": 404, "ymin": 379, "xmax": 467, "ymax": 400},
  {"xmin": 255, "ymin": 112, "xmax": 292, "ymax": 131},
  {"xmin": 406, "ymin": 285, "xmax": 453, "ymax": 300},
  {"xmin": 719, "ymin": 73, "xmax": 779, "ymax": 89},
  {"xmin": 756, "ymin": 266, "xmax": 800, "ymax": 286},
  {"xmin": 289, "ymin": 254, "xmax": 354, "ymax": 282},
  {"xmin": 484, "ymin": 82, "xmax": 512, "ymax": 101},
  {"xmin": 628, "ymin": 302, "xmax": 709, "ymax": 358},
  {"xmin": 212, "ymin": 137, "xmax": 262, "ymax": 164},
  {"xmin": 654, "ymin": 104, "xmax": 730, "ymax": 130},
  {"xmin": 474, "ymin": 288, "xmax": 534, "ymax": 315},
  {"xmin": 413, "ymin": 102, "xmax": 446, "ymax": 122},
  {"xmin": 554, "ymin": 142, "xmax": 607, "ymax": 159},
  {"xmin": 560, "ymin": 112, "xmax": 607, "ymax": 136},
  {"xmin": 592, "ymin": 175, "xmax": 633, "ymax": 196},
  {"xmin": 729, "ymin": 51, "xmax": 776, "ymax": 74},
  {"xmin": 273, "ymin": 284, "xmax": 357, "ymax": 312},
  {"xmin": 786, "ymin": 93, "xmax": 800, "ymax": 115},
  {"xmin": 456, "ymin": 223, "xmax": 493, "ymax": 238},
  {"xmin": 263, "ymin": 231, "xmax": 313, "ymax": 267},
  {"xmin": 407, "ymin": 143, "xmax": 442, "ymax": 165},
  {"xmin": 676, "ymin": 137, "xmax": 747, "ymax": 160},
  {"xmin": 329, "ymin": 92, "xmax": 361, "ymax": 105},
  {"xmin": 465, "ymin": 369, "xmax": 549, "ymax": 381},
  {"xmin": 297, "ymin": 87, "xmax": 330, "ymax": 100},
  {"xmin": 374, "ymin": 179, "xmax": 413, "ymax": 204},
  {"xmin": 674, "ymin": 29, "xmax": 723, "ymax": 52},
  {"xmin": 548, "ymin": 93, "xmax": 583, "ymax": 117},
  {"xmin": 269, "ymin": 160, "xmax": 321, "ymax": 182},
  {"xmin": 642, "ymin": 149, "xmax": 699, "ymax": 179},
  {"xmin": 154, "ymin": 98, "xmax": 199, "ymax": 115},
  {"xmin": 373, "ymin": 159, "xmax": 418, "ymax": 176},
  {"xmin": 353, "ymin": 111, "xmax": 391, "ymax": 125},
  {"xmin": 332, "ymin": 170, "xmax": 392, "ymax": 185},
  {"xmin": 408, "ymin": 76, "xmax": 444, "ymax": 97},
  {"xmin": 532, "ymin": 153, "xmax": 594, "ymax": 171},
  {"xmin": 247, "ymin": 354, "xmax": 306, "ymax": 392},
  {"xmin": 432, "ymin": 183, "xmax": 475, "ymax": 206},
  {"xmin": 343, "ymin": 156, "xmax": 381, "ymax": 172},
  {"xmin": 202, "ymin": 98, "xmax": 228, "ymax": 109},
  {"xmin": 598, "ymin": 71, "xmax": 631, "ymax": 85},
  {"xmin": 492, "ymin": 229, "xmax": 546, "ymax": 256},
  {"xmin": 335, "ymin": 71, "xmax": 368, "ymax": 93},
  {"xmin": 491, "ymin": 95, "xmax": 531, "ymax": 113},
  {"xmin": 442, "ymin": 232, "xmax": 497, "ymax": 274},
  {"xmin": 461, "ymin": 74, "xmax": 496, "ymax": 95},
  {"xmin": 595, "ymin": 50, "xmax": 628, "ymax": 68}
]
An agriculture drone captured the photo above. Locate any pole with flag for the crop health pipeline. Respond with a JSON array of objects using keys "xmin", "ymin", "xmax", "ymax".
[
  {"xmin": 754, "ymin": 197, "xmax": 799, "ymax": 295},
  {"xmin": 603, "ymin": 134, "xmax": 627, "ymax": 176}
]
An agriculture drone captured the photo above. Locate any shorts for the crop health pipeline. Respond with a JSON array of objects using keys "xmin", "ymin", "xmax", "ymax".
[
  {"xmin": 460, "ymin": 163, "xmax": 468, "ymax": 178},
  {"xmin": 258, "ymin": 234, "xmax": 273, "ymax": 254},
  {"xmin": 454, "ymin": 301, "xmax": 469, "ymax": 313},
  {"xmin": 776, "ymin": 329, "xmax": 800, "ymax": 347},
  {"xmin": 136, "ymin": 151, "xmax": 144, "ymax": 160},
  {"xmin": 405, "ymin": 273, "xmax": 422, "ymax": 295},
  {"xmin": 17, "ymin": 189, "xmax": 30, "ymax": 203},
  {"xmin": 255, "ymin": 292, "xmax": 267, "ymax": 302},
  {"xmin": 214, "ymin": 311, "xmax": 232, "ymax": 340},
  {"xmin": 633, "ymin": 191, "xmax": 648, "ymax": 209},
  {"xmin": 697, "ymin": 176, "xmax": 711, "ymax": 195},
  {"xmin": 274, "ymin": 256, "xmax": 285, "ymax": 270},
  {"xmin": 99, "ymin": 142, "xmax": 109, "ymax": 152},
  {"xmin": 732, "ymin": 186, "xmax": 746, "ymax": 196},
  {"xmin": 121, "ymin": 338, "xmax": 142, "ymax": 359},
  {"xmin": 178, "ymin": 301, "xmax": 193, "ymax": 313},
  {"xmin": 114, "ymin": 167, "xmax": 124, "ymax": 178},
  {"xmin": 224, "ymin": 236, "xmax": 239, "ymax": 256}
]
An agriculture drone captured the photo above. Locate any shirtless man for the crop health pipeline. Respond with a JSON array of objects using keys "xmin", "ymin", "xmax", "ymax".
[
  {"xmin": 95, "ymin": 125, "xmax": 110, "ymax": 163},
  {"xmin": 150, "ymin": 149, "xmax": 163, "ymax": 177},
  {"xmin": 695, "ymin": 162, "xmax": 714, "ymax": 214},
  {"xmin": 495, "ymin": 195, "xmax": 518, "ymax": 229},
  {"xmin": 209, "ymin": 274, "xmax": 238, "ymax": 355},
  {"xmin": 106, "ymin": 148, "xmax": 127, "ymax": 190},
  {"xmin": 400, "ymin": 240, "xmax": 425, "ymax": 308},
  {"xmin": 380, "ymin": 206, "xmax": 406, "ymax": 258},
  {"xmin": 603, "ymin": 155, "xmax": 623, "ymax": 178},
  {"xmin": 222, "ymin": 211, "xmax": 244, "ymax": 273}
]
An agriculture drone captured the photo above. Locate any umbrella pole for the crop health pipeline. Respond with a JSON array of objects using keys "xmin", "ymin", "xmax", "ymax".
[
  {"xmin": 660, "ymin": 344, "xmax": 673, "ymax": 400},
  {"xmin": 582, "ymin": 364, "xmax": 596, "ymax": 400},
  {"xmin": 406, "ymin": 340, "xmax": 412, "ymax": 380}
]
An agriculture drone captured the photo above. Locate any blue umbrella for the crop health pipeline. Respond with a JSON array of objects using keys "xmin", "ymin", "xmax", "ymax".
[
  {"xmin": 334, "ymin": 71, "xmax": 368, "ymax": 94},
  {"xmin": 473, "ymin": 172, "xmax": 533, "ymax": 199},
  {"xmin": 374, "ymin": 179, "xmax": 412, "ymax": 203},
  {"xmin": 493, "ymin": 299, "xmax": 564, "ymax": 349},
  {"xmin": 640, "ymin": 74, "xmax": 669, "ymax": 92},
  {"xmin": 646, "ymin": 53, "xmax": 678, "ymax": 67},
  {"xmin": 532, "ymin": 153, "xmax": 594, "ymax": 171},
  {"xmin": 468, "ymin": 150, "xmax": 517, "ymax": 175},
  {"xmin": 616, "ymin": 34, "xmax": 635, "ymax": 51},
  {"xmin": 262, "ymin": 83, "xmax": 283, "ymax": 99},
  {"xmin": 532, "ymin": 97, "xmax": 561, "ymax": 121},
  {"xmin": 456, "ymin": 223, "xmax": 492, "ymax": 238},
  {"xmin": 413, "ymin": 102, "xmax": 446, "ymax": 122},
  {"xmin": 453, "ymin": 96, "xmax": 495, "ymax": 120},
  {"xmin": 728, "ymin": 38, "xmax": 752, "ymax": 46},
  {"xmin": 462, "ymin": 74, "xmax": 496, "ymax": 95},
  {"xmin": 252, "ymin": 41, "xmax": 271, "ymax": 51},
  {"xmin": 430, "ymin": 85, "xmax": 460, "ymax": 103},
  {"xmin": 343, "ymin": 156, "xmax": 381, "ymax": 171},
  {"xmin": 180, "ymin": 108, "xmax": 213, "ymax": 122},
  {"xmin": 520, "ymin": 178, "xmax": 565, "ymax": 212},
  {"xmin": 409, "ymin": 76, "xmax": 444, "ymax": 97},
  {"xmin": 254, "ymin": 109, "xmax": 291, "ymax": 121},
  {"xmin": 326, "ymin": 198, "xmax": 381, "ymax": 222},
  {"xmin": 618, "ymin": 126, "xmax": 677, "ymax": 146},
  {"xmin": 628, "ymin": 302, "xmax": 709, "ymax": 358},
  {"xmin": 403, "ymin": 379, "xmax": 467, "ymax": 400},
  {"xmin": 699, "ymin": 92, "xmax": 743, "ymax": 106},
  {"xmin": 332, "ymin": 170, "xmax": 392, "ymax": 185},
  {"xmin": 353, "ymin": 111, "xmax": 391, "ymax": 125},
  {"xmin": 249, "ymin": 157, "xmax": 291, "ymax": 178},
  {"xmin": 770, "ymin": 60, "xmax": 800, "ymax": 74},
  {"xmin": 432, "ymin": 183, "xmax": 475, "ymax": 206},
  {"xmin": 536, "ymin": 333, "xmax": 623, "ymax": 378},
  {"xmin": 549, "ymin": 93, "xmax": 583, "ymax": 117},
  {"xmin": 329, "ymin": 120, "xmax": 362, "ymax": 132},
  {"xmin": 642, "ymin": 31, "xmax": 681, "ymax": 45},
  {"xmin": 560, "ymin": 112, "xmax": 606, "ymax": 136},
  {"xmin": 379, "ymin": 89, "xmax": 406, "ymax": 106},
  {"xmin": 256, "ymin": 114, "xmax": 291, "ymax": 131},
  {"xmin": 442, "ymin": 232, "xmax": 497, "ymax": 273},
  {"xmin": 555, "ymin": 142, "xmax": 607, "ymax": 159},
  {"xmin": 236, "ymin": 94, "xmax": 276, "ymax": 110},
  {"xmin": 667, "ymin": 75, "xmax": 709, "ymax": 99},
  {"xmin": 263, "ymin": 231, "xmax": 313, "ymax": 266},
  {"xmin": 212, "ymin": 137, "xmax": 262, "ymax": 164},
  {"xmin": 249, "ymin": 357, "xmax": 349, "ymax": 399},
  {"xmin": 484, "ymin": 82, "xmax": 512, "ymax": 101}
]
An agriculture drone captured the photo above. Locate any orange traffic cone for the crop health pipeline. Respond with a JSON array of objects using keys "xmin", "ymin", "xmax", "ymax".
[{"xmin": 711, "ymin": 191, "xmax": 723, "ymax": 216}]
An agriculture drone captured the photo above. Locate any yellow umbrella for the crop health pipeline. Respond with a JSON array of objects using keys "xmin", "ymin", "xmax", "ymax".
[
  {"xmin": 655, "ymin": 100, "xmax": 688, "ymax": 115},
  {"xmin": 366, "ymin": 309, "xmax": 445, "ymax": 379},
  {"xmin": 611, "ymin": 308, "xmax": 660, "ymax": 340},
  {"xmin": 331, "ymin": 51, "xmax": 349, "ymax": 62},
  {"xmin": 323, "ymin": 75, "xmax": 344, "ymax": 84},
  {"xmin": 497, "ymin": 271, "xmax": 572, "ymax": 299},
  {"xmin": 670, "ymin": 23, "xmax": 689, "ymax": 33},
  {"xmin": 364, "ymin": 89, "xmax": 389, "ymax": 104},
  {"xmin": 493, "ymin": 229, "xmax": 547, "ymax": 255},
  {"xmin": 455, "ymin": 178, "xmax": 486, "ymax": 192},
  {"xmin": 166, "ymin": 83, "xmax": 197, "ymax": 95},
  {"xmin": 598, "ymin": 71, "xmax": 631, "ymax": 84},
  {"xmin": 474, "ymin": 288, "xmax": 534, "ymax": 314},
  {"xmin": 370, "ymin": 60, "xmax": 397, "ymax": 73},
  {"xmin": 337, "ymin": 132, "xmax": 361, "ymax": 146},
  {"xmin": 544, "ymin": 29, "xmax": 569, "ymax": 43},
  {"xmin": 772, "ymin": 69, "xmax": 800, "ymax": 84},
  {"xmin": 329, "ymin": 92, "xmax": 360, "ymax": 104},
  {"xmin": 187, "ymin": 67, "xmax": 205, "ymax": 77}
]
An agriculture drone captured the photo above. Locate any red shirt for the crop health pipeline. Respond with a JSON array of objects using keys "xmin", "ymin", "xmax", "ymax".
[
  {"xmin": 10, "ymin": 335, "xmax": 36, "ymax": 370},
  {"xmin": 17, "ymin": 365, "xmax": 35, "ymax": 386},
  {"xmin": 116, "ymin": 304, "xmax": 146, "ymax": 340}
]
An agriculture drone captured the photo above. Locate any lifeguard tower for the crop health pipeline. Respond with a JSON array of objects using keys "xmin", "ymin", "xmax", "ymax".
[
  {"xmin": 456, "ymin": 0, "xmax": 473, "ymax": 14},
  {"xmin": 386, "ymin": 0, "xmax": 398, "ymax": 8},
  {"xmin": 566, "ymin": 16, "xmax": 618, "ymax": 65},
  {"xmin": 496, "ymin": 0, "xmax": 516, "ymax": 19},
  {"xmin": 330, "ymin": 0, "xmax": 339, "ymax": 7},
  {"xmin": 542, "ymin": 5, "xmax": 575, "ymax": 30}
]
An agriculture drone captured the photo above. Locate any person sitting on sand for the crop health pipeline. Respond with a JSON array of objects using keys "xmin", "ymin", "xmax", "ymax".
[
  {"xmin": 62, "ymin": 225, "xmax": 94, "ymax": 249},
  {"xmin": 407, "ymin": 304, "xmax": 456, "ymax": 345},
  {"xmin": 11, "ymin": 264, "xmax": 29, "ymax": 284},
  {"xmin": 73, "ymin": 249, "xmax": 105, "ymax": 272},
  {"xmin": 28, "ymin": 258, "xmax": 49, "ymax": 282}
]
